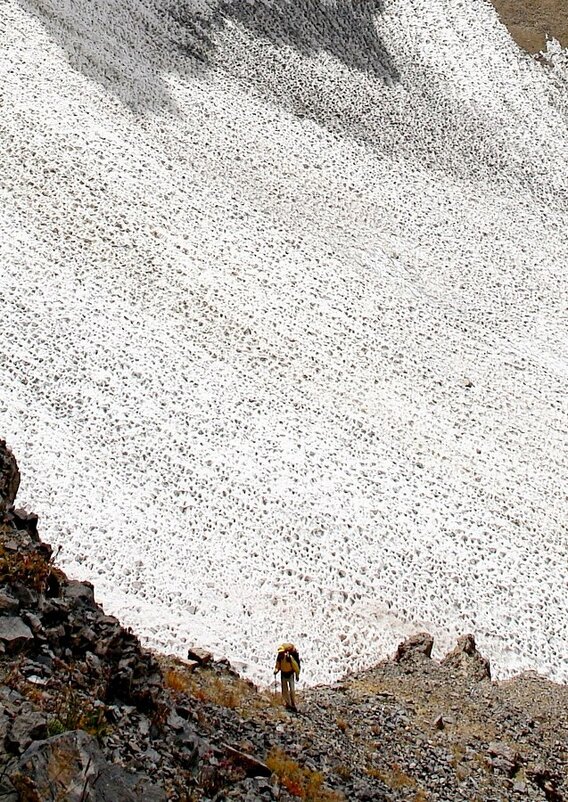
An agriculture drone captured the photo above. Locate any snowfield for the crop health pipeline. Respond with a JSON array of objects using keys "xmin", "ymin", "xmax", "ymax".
[{"xmin": 1, "ymin": 0, "xmax": 567, "ymax": 686}]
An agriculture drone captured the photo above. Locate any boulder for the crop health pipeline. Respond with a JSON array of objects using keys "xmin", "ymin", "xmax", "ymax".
[
  {"xmin": 63, "ymin": 580, "xmax": 96, "ymax": 607},
  {"xmin": 0, "ymin": 617, "xmax": 33, "ymax": 653},
  {"xmin": 11, "ymin": 729, "xmax": 167, "ymax": 802},
  {"xmin": 0, "ymin": 441, "xmax": 19, "ymax": 519},
  {"xmin": 223, "ymin": 744, "xmax": 272, "ymax": 777},
  {"xmin": 6, "ymin": 710, "xmax": 47, "ymax": 754},
  {"xmin": 12, "ymin": 509, "xmax": 39, "ymax": 540},
  {"xmin": 187, "ymin": 647, "xmax": 213, "ymax": 664},
  {"xmin": 0, "ymin": 589, "xmax": 19, "ymax": 614},
  {"xmin": 441, "ymin": 634, "xmax": 491, "ymax": 681},
  {"xmin": 393, "ymin": 632, "xmax": 434, "ymax": 662},
  {"xmin": 487, "ymin": 741, "xmax": 521, "ymax": 776},
  {"xmin": 10, "ymin": 583, "xmax": 39, "ymax": 608}
]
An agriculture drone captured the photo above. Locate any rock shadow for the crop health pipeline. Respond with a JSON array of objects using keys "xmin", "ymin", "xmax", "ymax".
[
  {"xmin": 13, "ymin": 0, "xmax": 398, "ymax": 114},
  {"xmin": 13, "ymin": 0, "xmax": 203, "ymax": 113},
  {"xmin": 175, "ymin": 0, "xmax": 399, "ymax": 84}
]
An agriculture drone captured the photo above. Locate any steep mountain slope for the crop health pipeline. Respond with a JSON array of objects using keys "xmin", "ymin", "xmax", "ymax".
[
  {"xmin": 1, "ymin": 0, "xmax": 567, "ymax": 686},
  {"xmin": 1, "ymin": 448, "xmax": 567, "ymax": 802}
]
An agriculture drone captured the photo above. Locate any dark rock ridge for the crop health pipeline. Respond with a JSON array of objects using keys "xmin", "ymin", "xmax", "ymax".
[
  {"xmin": 0, "ymin": 440, "xmax": 19, "ymax": 519},
  {"xmin": 0, "ymin": 440, "xmax": 567, "ymax": 801}
]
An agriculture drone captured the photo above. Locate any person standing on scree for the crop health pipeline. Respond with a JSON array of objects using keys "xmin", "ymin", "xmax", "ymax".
[{"xmin": 274, "ymin": 642, "xmax": 301, "ymax": 712}]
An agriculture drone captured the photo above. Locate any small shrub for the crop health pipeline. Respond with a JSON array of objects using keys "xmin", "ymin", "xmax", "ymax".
[
  {"xmin": 47, "ymin": 718, "xmax": 66, "ymax": 737},
  {"xmin": 366, "ymin": 762, "xmax": 416, "ymax": 789},
  {"xmin": 190, "ymin": 675, "xmax": 241, "ymax": 708},
  {"xmin": 0, "ymin": 546, "xmax": 51, "ymax": 592},
  {"xmin": 49, "ymin": 686, "xmax": 109, "ymax": 740},
  {"xmin": 335, "ymin": 717, "xmax": 348, "ymax": 733},
  {"xmin": 266, "ymin": 747, "xmax": 344, "ymax": 801},
  {"xmin": 164, "ymin": 668, "xmax": 192, "ymax": 693},
  {"xmin": 159, "ymin": 656, "xmax": 255, "ymax": 710},
  {"xmin": 334, "ymin": 764, "xmax": 352, "ymax": 781},
  {"xmin": 260, "ymin": 688, "xmax": 285, "ymax": 709},
  {"xmin": 450, "ymin": 743, "xmax": 466, "ymax": 767}
]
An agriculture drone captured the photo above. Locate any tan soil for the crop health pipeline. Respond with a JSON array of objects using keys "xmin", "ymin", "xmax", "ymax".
[{"xmin": 489, "ymin": 0, "xmax": 568, "ymax": 53}]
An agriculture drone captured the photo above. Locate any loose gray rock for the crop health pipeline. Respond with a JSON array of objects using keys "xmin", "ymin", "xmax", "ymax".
[
  {"xmin": 0, "ymin": 617, "xmax": 33, "ymax": 653},
  {"xmin": 11, "ymin": 729, "xmax": 167, "ymax": 802},
  {"xmin": 6, "ymin": 710, "xmax": 47, "ymax": 754},
  {"xmin": 63, "ymin": 580, "xmax": 96, "ymax": 607},
  {"xmin": 0, "ymin": 589, "xmax": 19, "ymax": 613},
  {"xmin": 223, "ymin": 743, "xmax": 272, "ymax": 777},
  {"xmin": 12, "ymin": 508, "xmax": 39, "ymax": 540},
  {"xmin": 487, "ymin": 741, "xmax": 521, "ymax": 776}
]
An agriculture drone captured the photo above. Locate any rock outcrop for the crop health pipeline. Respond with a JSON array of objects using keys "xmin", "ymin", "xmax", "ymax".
[
  {"xmin": 392, "ymin": 631, "xmax": 434, "ymax": 662},
  {"xmin": 441, "ymin": 633, "xmax": 491, "ymax": 681},
  {"xmin": 0, "ymin": 440, "xmax": 19, "ymax": 519}
]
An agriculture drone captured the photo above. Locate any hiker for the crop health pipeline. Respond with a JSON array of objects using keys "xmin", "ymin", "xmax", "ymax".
[{"xmin": 274, "ymin": 642, "xmax": 301, "ymax": 711}]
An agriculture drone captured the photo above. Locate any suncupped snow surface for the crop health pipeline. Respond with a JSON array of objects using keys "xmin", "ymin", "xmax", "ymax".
[{"xmin": 1, "ymin": 0, "xmax": 567, "ymax": 686}]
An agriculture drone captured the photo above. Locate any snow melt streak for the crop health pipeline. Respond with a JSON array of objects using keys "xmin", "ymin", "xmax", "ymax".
[{"xmin": 1, "ymin": 0, "xmax": 567, "ymax": 684}]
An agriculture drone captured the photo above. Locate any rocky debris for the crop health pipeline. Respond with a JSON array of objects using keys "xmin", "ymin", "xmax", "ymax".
[
  {"xmin": 527, "ymin": 765, "xmax": 564, "ymax": 802},
  {"xmin": 489, "ymin": 0, "xmax": 568, "ymax": 54},
  {"xmin": 487, "ymin": 741, "xmax": 521, "ymax": 776},
  {"xmin": 441, "ymin": 633, "xmax": 491, "ymax": 680},
  {"xmin": 0, "ymin": 589, "xmax": 19, "ymax": 614},
  {"xmin": 10, "ymin": 729, "xmax": 167, "ymax": 801},
  {"xmin": 392, "ymin": 631, "xmax": 433, "ymax": 662},
  {"xmin": 62, "ymin": 579, "xmax": 96, "ymax": 607},
  {"xmin": 5, "ymin": 708, "xmax": 48, "ymax": 754}
]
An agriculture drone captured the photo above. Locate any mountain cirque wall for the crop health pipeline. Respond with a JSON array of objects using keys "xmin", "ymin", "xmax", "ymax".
[
  {"xmin": 0, "ymin": 441, "xmax": 567, "ymax": 802},
  {"xmin": 2, "ymin": 0, "xmax": 568, "ymax": 687}
]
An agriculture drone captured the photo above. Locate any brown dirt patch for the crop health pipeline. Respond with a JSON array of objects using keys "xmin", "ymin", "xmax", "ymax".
[{"xmin": 489, "ymin": 0, "xmax": 568, "ymax": 53}]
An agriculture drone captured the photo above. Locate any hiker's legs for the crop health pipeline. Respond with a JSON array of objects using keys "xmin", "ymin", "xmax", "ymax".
[
  {"xmin": 281, "ymin": 674, "xmax": 292, "ymax": 707},
  {"xmin": 288, "ymin": 674, "xmax": 297, "ymax": 710}
]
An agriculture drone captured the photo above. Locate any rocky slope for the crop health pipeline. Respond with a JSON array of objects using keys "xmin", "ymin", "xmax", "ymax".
[{"xmin": 0, "ymin": 440, "xmax": 567, "ymax": 801}]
